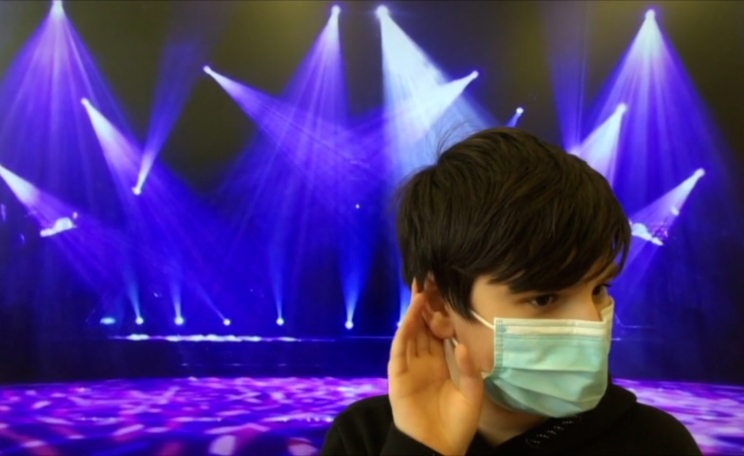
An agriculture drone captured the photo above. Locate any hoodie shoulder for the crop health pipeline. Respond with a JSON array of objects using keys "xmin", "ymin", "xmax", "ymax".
[
  {"xmin": 562, "ymin": 383, "xmax": 702, "ymax": 455},
  {"xmin": 320, "ymin": 395, "xmax": 394, "ymax": 456},
  {"xmin": 337, "ymin": 394, "xmax": 394, "ymax": 423},
  {"xmin": 626, "ymin": 402, "xmax": 702, "ymax": 455}
]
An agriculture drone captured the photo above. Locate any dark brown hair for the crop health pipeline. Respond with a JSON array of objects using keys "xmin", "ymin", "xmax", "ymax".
[{"xmin": 395, "ymin": 127, "xmax": 631, "ymax": 320}]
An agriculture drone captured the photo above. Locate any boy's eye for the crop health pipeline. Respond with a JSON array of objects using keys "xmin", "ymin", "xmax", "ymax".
[{"xmin": 530, "ymin": 294, "xmax": 557, "ymax": 307}]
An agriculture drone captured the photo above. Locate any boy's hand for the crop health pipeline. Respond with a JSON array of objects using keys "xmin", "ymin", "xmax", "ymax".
[{"xmin": 388, "ymin": 279, "xmax": 484, "ymax": 455}]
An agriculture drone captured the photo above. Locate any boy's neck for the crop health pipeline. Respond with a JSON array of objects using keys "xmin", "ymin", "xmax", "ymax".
[
  {"xmin": 444, "ymin": 340, "xmax": 547, "ymax": 448},
  {"xmin": 476, "ymin": 398, "xmax": 548, "ymax": 447}
]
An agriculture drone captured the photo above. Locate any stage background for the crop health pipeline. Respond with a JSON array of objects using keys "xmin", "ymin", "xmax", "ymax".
[{"xmin": 0, "ymin": 1, "xmax": 743, "ymax": 385}]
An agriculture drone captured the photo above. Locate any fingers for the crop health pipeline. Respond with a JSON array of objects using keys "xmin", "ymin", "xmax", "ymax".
[
  {"xmin": 454, "ymin": 343, "xmax": 485, "ymax": 403},
  {"xmin": 429, "ymin": 329, "xmax": 445, "ymax": 357},
  {"xmin": 389, "ymin": 279, "xmax": 424, "ymax": 373},
  {"xmin": 414, "ymin": 311, "xmax": 430, "ymax": 357}
]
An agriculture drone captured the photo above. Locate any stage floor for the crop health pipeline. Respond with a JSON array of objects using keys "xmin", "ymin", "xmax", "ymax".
[{"xmin": 0, "ymin": 378, "xmax": 741, "ymax": 456}]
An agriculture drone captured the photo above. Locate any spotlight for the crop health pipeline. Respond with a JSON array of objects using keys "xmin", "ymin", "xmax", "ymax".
[
  {"xmin": 100, "ymin": 317, "xmax": 115, "ymax": 325},
  {"xmin": 616, "ymin": 103, "xmax": 628, "ymax": 114},
  {"xmin": 51, "ymin": 0, "xmax": 64, "ymax": 19},
  {"xmin": 80, "ymin": 98, "xmax": 90, "ymax": 107},
  {"xmin": 345, "ymin": 321, "xmax": 354, "ymax": 330},
  {"xmin": 203, "ymin": 65, "xmax": 212, "ymax": 74},
  {"xmin": 132, "ymin": 186, "xmax": 142, "ymax": 196},
  {"xmin": 277, "ymin": 317, "xmax": 285, "ymax": 326},
  {"xmin": 175, "ymin": 316, "xmax": 184, "ymax": 325},
  {"xmin": 645, "ymin": 9, "xmax": 656, "ymax": 21},
  {"xmin": 376, "ymin": 5, "xmax": 389, "ymax": 18},
  {"xmin": 470, "ymin": 70, "xmax": 479, "ymax": 79},
  {"xmin": 693, "ymin": 169, "xmax": 706, "ymax": 179},
  {"xmin": 331, "ymin": 5, "xmax": 341, "ymax": 15},
  {"xmin": 670, "ymin": 207, "xmax": 680, "ymax": 216},
  {"xmin": 223, "ymin": 318, "xmax": 231, "ymax": 326},
  {"xmin": 135, "ymin": 317, "xmax": 144, "ymax": 325},
  {"xmin": 516, "ymin": 107, "xmax": 524, "ymax": 115},
  {"xmin": 355, "ymin": 204, "xmax": 360, "ymax": 209}
]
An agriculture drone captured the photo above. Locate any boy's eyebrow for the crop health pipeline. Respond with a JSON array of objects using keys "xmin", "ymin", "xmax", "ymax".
[{"xmin": 500, "ymin": 262, "xmax": 621, "ymax": 295}]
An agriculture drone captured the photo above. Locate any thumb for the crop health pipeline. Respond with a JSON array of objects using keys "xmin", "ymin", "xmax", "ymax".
[{"xmin": 454, "ymin": 343, "xmax": 484, "ymax": 403}]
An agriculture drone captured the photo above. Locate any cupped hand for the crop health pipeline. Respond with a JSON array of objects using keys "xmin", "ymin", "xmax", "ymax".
[{"xmin": 388, "ymin": 279, "xmax": 484, "ymax": 456}]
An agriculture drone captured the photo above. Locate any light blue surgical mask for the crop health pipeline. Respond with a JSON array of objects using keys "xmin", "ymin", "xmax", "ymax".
[{"xmin": 452, "ymin": 302, "xmax": 614, "ymax": 418}]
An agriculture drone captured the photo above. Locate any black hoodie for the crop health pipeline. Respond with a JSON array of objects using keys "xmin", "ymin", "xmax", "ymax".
[{"xmin": 320, "ymin": 383, "xmax": 701, "ymax": 455}]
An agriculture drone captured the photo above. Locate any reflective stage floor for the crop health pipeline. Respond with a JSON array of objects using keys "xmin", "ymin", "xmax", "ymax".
[{"xmin": 0, "ymin": 377, "xmax": 742, "ymax": 455}]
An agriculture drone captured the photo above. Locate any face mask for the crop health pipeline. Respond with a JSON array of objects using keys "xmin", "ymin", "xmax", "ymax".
[{"xmin": 452, "ymin": 302, "xmax": 614, "ymax": 418}]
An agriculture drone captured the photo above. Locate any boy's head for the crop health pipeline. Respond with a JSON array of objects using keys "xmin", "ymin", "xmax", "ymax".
[{"xmin": 396, "ymin": 128, "xmax": 630, "ymax": 377}]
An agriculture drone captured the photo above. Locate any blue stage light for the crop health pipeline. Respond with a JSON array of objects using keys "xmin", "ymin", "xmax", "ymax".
[
  {"xmin": 100, "ymin": 317, "xmax": 115, "ymax": 325},
  {"xmin": 277, "ymin": 318, "xmax": 285, "ymax": 326},
  {"xmin": 345, "ymin": 321, "xmax": 354, "ymax": 330},
  {"xmin": 223, "ymin": 318, "xmax": 231, "ymax": 326},
  {"xmin": 175, "ymin": 316, "xmax": 184, "ymax": 325},
  {"xmin": 135, "ymin": 317, "xmax": 144, "ymax": 325}
]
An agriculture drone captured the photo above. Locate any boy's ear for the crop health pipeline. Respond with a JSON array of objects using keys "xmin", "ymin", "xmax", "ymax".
[{"xmin": 421, "ymin": 273, "xmax": 455, "ymax": 339}]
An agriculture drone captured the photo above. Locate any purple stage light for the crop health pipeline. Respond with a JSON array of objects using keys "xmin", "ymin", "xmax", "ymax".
[
  {"xmin": 625, "ymin": 168, "xmax": 706, "ymax": 269},
  {"xmin": 507, "ymin": 107, "xmax": 525, "ymax": 127},
  {"xmin": 39, "ymin": 216, "xmax": 77, "ymax": 238},
  {"xmin": 381, "ymin": 11, "xmax": 496, "ymax": 180},
  {"xmin": 0, "ymin": 0, "xmax": 136, "ymax": 236},
  {"xmin": 83, "ymin": 101, "xmax": 230, "ymax": 323},
  {"xmin": 50, "ymin": 0, "xmax": 64, "ymax": 19},
  {"xmin": 210, "ymin": 0, "xmax": 352, "ymax": 331},
  {"xmin": 331, "ymin": 5, "xmax": 341, "ymax": 16},
  {"xmin": 571, "ymin": 102, "xmax": 626, "ymax": 186},
  {"xmin": 138, "ymin": 4, "xmax": 233, "ymax": 199},
  {"xmin": 81, "ymin": 99, "xmax": 142, "ymax": 191},
  {"xmin": 0, "ymin": 164, "xmax": 74, "ymax": 233},
  {"xmin": 387, "ymin": 73, "xmax": 481, "ymax": 154},
  {"xmin": 585, "ymin": 6, "xmax": 727, "ymax": 210},
  {"xmin": 0, "ymin": 164, "xmax": 133, "ymax": 296}
]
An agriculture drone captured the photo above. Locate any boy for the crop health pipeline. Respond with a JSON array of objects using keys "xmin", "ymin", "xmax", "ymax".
[{"xmin": 321, "ymin": 128, "xmax": 700, "ymax": 455}]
